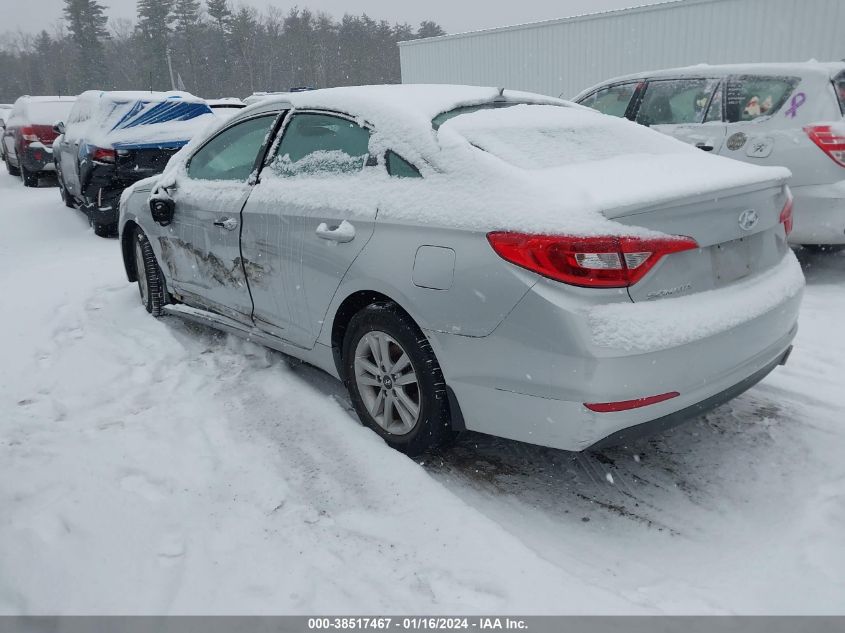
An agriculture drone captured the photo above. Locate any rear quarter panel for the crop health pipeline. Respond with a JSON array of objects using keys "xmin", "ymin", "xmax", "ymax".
[{"xmin": 319, "ymin": 221, "xmax": 539, "ymax": 345}]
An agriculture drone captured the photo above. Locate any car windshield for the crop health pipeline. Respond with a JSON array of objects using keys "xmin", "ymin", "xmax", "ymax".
[
  {"xmin": 441, "ymin": 103, "xmax": 682, "ymax": 169},
  {"xmin": 27, "ymin": 100, "xmax": 75, "ymax": 124}
]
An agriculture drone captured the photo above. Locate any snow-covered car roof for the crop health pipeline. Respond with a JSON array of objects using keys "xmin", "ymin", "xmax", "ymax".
[
  {"xmin": 69, "ymin": 90, "xmax": 215, "ymax": 150},
  {"xmin": 575, "ymin": 61, "xmax": 845, "ymax": 99},
  {"xmin": 207, "ymin": 97, "xmax": 245, "ymax": 108},
  {"xmin": 147, "ymin": 84, "xmax": 790, "ymax": 238}
]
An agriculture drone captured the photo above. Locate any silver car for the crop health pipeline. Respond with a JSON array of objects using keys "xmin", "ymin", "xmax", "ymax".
[
  {"xmin": 573, "ymin": 62, "xmax": 845, "ymax": 247},
  {"xmin": 118, "ymin": 85, "xmax": 803, "ymax": 455}
]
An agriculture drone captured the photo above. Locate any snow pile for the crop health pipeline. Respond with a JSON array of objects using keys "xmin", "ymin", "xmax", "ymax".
[{"xmin": 588, "ymin": 251, "xmax": 805, "ymax": 352}]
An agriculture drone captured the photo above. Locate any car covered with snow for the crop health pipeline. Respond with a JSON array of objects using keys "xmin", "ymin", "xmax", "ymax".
[
  {"xmin": 573, "ymin": 62, "xmax": 845, "ymax": 247},
  {"xmin": 2, "ymin": 95, "xmax": 76, "ymax": 186},
  {"xmin": 53, "ymin": 90, "xmax": 215, "ymax": 236},
  {"xmin": 206, "ymin": 97, "xmax": 246, "ymax": 118},
  {"xmin": 0, "ymin": 103, "xmax": 13, "ymax": 161},
  {"xmin": 118, "ymin": 84, "xmax": 803, "ymax": 455}
]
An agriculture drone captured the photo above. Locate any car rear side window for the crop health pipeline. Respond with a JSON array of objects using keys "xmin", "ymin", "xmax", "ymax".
[
  {"xmin": 270, "ymin": 113, "xmax": 370, "ymax": 177},
  {"xmin": 635, "ymin": 78, "xmax": 720, "ymax": 126},
  {"xmin": 386, "ymin": 150, "xmax": 421, "ymax": 178},
  {"xmin": 187, "ymin": 114, "xmax": 276, "ymax": 182},
  {"xmin": 579, "ymin": 83, "xmax": 638, "ymax": 118},
  {"xmin": 833, "ymin": 72, "xmax": 845, "ymax": 115},
  {"xmin": 724, "ymin": 75, "xmax": 800, "ymax": 123}
]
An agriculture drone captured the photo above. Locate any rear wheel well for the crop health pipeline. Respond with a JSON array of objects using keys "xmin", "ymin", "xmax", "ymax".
[
  {"xmin": 121, "ymin": 221, "xmax": 139, "ymax": 282},
  {"xmin": 331, "ymin": 291, "xmax": 399, "ymax": 375},
  {"xmin": 330, "ymin": 291, "xmax": 467, "ymax": 434}
]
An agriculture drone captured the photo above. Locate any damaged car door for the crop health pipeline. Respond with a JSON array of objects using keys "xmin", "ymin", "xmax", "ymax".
[
  {"xmin": 241, "ymin": 111, "xmax": 378, "ymax": 348},
  {"xmin": 161, "ymin": 113, "xmax": 280, "ymax": 324}
]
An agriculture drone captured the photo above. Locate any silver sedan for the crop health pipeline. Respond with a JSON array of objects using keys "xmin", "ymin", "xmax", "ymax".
[{"xmin": 119, "ymin": 85, "xmax": 803, "ymax": 455}]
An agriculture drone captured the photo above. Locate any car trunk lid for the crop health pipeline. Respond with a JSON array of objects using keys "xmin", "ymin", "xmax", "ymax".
[{"xmin": 608, "ymin": 180, "xmax": 792, "ymax": 302}]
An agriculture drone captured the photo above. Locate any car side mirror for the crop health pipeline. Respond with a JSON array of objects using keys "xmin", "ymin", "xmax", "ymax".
[
  {"xmin": 150, "ymin": 197, "xmax": 175, "ymax": 226},
  {"xmin": 53, "ymin": 121, "xmax": 65, "ymax": 135}
]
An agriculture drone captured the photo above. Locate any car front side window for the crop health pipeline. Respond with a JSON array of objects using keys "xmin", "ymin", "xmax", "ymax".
[
  {"xmin": 635, "ymin": 78, "xmax": 721, "ymax": 126},
  {"xmin": 187, "ymin": 114, "xmax": 277, "ymax": 182},
  {"xmin": 579, "ymin": 83, "xmax": 639, "ymax": 118},
  {"xmin": 269, "ymin": 112, "xmax": 371, "ymax": 177}
]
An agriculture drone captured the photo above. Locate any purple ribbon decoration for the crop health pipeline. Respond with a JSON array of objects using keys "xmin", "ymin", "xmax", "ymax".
[{"xmin": 785, "ymin": 92, "xmax": 806, "ymax": 118}]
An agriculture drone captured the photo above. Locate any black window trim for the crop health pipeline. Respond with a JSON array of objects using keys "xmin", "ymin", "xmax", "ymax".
[{"xmin": 185, "ymin": 110, "xmax": 286, "ymax": 183}]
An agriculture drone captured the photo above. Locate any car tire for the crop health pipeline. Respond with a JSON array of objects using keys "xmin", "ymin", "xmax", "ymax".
[
  {"xmin": 20, "ymin": 164, "xmax": 38, "ymax": 187},
  {"xmin": 58, "ymin": 177, "xmax": 75, "ymax": 209},
  {"xmin": 93, "ymin": 221, "xmax": 116, "ymax": 238},
  {"xmin": 342, "ymin": 302, "xmax": 453, "ymax": 456},
  {"xmin": 132, "ymin": 229, "xmax": 167, "ymax": 317},
  {"xmin": 5, "ymin": 156, "xmax": 20, "ymax": 177}
]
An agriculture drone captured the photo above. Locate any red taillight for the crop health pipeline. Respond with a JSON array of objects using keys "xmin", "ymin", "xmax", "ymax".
[
  {"xmin": 804, "ymin": 125, "xmax": 845, "ymax": 167},
  {"xmin": 91, "ymin": 147, "xmax": 116, "ymax": 163},
  {"xmin": 584, "ymin": 391, "xmax": 680, "ymax": 413},
  {"xmin": 20, "ymin": 125, "xmax": 38, "ymax": 143},
  {"xmin": 486, "ymin": 232, "xmax": 698, "ymax": 288},
  {"xmin": 779, "ymin": 189, "xmax": 794, "ymax": 236}
]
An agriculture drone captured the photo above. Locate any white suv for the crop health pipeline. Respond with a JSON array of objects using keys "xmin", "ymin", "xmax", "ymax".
[{"xmin": 574, "ymin": 62, "xmax": 845, "ymax": 247}]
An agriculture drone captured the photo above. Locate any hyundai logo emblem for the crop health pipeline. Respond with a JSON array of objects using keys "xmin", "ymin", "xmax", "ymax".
[{"xmin": 738, "ymin": 209, "xmax": 759, "ymax": 231}]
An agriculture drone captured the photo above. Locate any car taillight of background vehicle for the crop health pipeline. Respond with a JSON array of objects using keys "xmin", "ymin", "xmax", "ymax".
[
  {"xmin": 804, "ymin": 125, "xmax": 845, "ymax": 167},
  {"xmin": 486, "ymin": 232, "xmax": 698, "ymax": 288},
  {"xmin": 91, "ymin": 147, "xmax": 116, "ymax": 164},
  {"xmin": 20, "ymin": 126, "xmax": 39, "ymax": 143},
  {"xmin": 20, "ymin": 124, "xmax": 56, "ymax": 145},
  {"xmin": 779, "ymin": 188, "xmax": 794, "ymax": 236}
]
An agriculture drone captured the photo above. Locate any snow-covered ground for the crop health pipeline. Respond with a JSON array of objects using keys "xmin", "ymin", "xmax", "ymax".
[{"xmin": 1, "ymin": 171, "xmax": 843, "ymax": 615}]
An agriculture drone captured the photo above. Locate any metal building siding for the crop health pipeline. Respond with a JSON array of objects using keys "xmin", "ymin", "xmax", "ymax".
[{"xmin": 399, "ymin": 0, "xmax": 844, "ymax": 98}]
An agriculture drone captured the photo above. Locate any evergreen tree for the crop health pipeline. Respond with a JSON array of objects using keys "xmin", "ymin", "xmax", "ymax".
[
  {"xmin": 63, "ymin": 0, "xmax": 109, "ymax": 90},
  {"xmin": 136, "ymin": 0, "xmax": 174, "ymax": 90},
  {"xmin": 206, "ymin": 0, "xmax": 232, "ymax": 34},
  {"xmin": 171, "ymin": 0, "xmax": 202, "ymax": 91},
  {"xmin": 417, "ymin": 21, "xmax": 446, "ymax": 39}
]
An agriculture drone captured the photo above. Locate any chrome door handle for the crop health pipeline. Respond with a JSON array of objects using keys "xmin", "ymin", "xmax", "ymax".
[
  {"xmin": 213, "ymin": 217, "xmax": 238, "ymax": 230},
  {"xmin": 315, "ymin": 220, "xmax": 355, "ymax": 243}
]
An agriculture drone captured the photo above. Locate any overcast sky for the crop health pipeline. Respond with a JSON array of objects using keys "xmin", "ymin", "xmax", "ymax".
[{"xmin": 1, "ymin": 0, "xmax": 663, "ymax": 36}]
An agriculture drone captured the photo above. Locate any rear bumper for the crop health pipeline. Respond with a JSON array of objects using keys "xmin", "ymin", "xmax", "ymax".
[
  {"xmin": 20, "ymin": 146, "xmax": 55, "ymax": 173},
  {"xmin": 789, "ymin": 181, "xmax": 845, "ymax": 245},
  {"xmin": 80, "ymin": 165, "xmax": 140, "ymax": 226},
  {"xmin": 588, "ymin": 343, "xmax": 792, "ymax": 450},
  {"xmin": 430, "ymin": 254, "xmax": 804, "ymax": 452}
]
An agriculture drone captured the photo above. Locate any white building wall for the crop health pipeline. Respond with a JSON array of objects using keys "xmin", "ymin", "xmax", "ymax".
[{"xmin": 399, "ymin": 0, "xmax": 845, "ymax": 98}]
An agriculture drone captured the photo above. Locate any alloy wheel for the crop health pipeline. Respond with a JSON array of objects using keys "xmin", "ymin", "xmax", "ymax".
[{"xmin": 354, "ymin": 330, "xmax": 421, "ymax": 435}]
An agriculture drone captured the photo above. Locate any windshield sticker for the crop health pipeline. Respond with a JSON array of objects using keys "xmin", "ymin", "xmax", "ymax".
[{"xmin": 784, "ymin": 92, "xmax": 806, "ymax": 118}]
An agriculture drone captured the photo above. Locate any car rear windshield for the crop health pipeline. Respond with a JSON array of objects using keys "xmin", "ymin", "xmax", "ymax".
[
  {"xmin": 107, "ymin": 99, "xmax": 212, "ymax": 130},
  {"xmin": 27, "ymin": 101, "xmax": 75, "ymax": 124},
  {"xmin": 441, "ymin": 103, "xmax": 682, "ymax": 170},
  {"xmin": 432, "ymin": 102, "xmax": 524, "ymax": 129}
]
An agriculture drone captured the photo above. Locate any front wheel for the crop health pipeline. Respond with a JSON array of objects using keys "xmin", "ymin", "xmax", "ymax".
[
  {"xmin": 133, "ymin": 229, "xmax": 167, "ymax": 316},
  {"xmin": 342, "ymin": 303, "xmax": 453, "ymax": 456}
]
